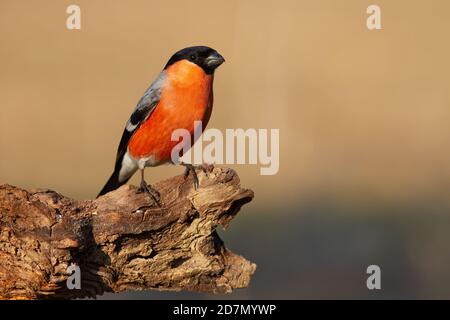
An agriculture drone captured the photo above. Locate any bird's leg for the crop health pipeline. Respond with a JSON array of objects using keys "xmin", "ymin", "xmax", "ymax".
[
  {"xmin": 181, "ymin": 163, "xmax": 199, "ymax": 190},
  {"xmin": 137, "ymin": 169, "xmax": 161, "ymax": 205},
  {"xmin": 180, "ymin": 162, "xmax": 214, "ymax": 190}
]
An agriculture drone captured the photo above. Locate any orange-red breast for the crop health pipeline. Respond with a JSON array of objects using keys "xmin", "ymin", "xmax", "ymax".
[{"xmin": 98, "ymin": 46, "xmax": 224, "ymax": 199}]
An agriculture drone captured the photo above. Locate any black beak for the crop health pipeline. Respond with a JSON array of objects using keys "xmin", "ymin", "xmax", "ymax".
[{"xmin": 205, "ymin": 52, "xmax": 225, "ymax": 68}]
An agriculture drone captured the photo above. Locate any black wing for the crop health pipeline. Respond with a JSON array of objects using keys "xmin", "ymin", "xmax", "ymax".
[
  {"xmin": 113, "ymin": 72, "xmax": 166, "ymax": 171},
  {"xmin": 97, "ymin": 72, "xmax": 166, "ymax": 198}
]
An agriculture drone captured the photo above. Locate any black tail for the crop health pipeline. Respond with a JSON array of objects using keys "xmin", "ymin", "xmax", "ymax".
[{"xmin": 97, "ymin": 170, "xmax": 129, "ymax": 198}]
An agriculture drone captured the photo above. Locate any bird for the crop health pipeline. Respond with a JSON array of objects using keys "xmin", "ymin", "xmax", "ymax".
[{"xmin": 97, "ymin": 46, "xmax": 225, "ymax": 202}]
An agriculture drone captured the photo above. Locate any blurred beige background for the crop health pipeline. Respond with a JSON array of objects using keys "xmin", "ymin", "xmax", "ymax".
[
  {"xmin": 1, "ymin": 0, "xmax": 449, "ymax": 206},
  {"xmin": 1, "ymin": 0, "xmax": 450, "ymax": 299}
]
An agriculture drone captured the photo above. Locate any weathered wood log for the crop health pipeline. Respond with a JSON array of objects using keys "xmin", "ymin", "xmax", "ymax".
[{"xmin": 0, "ymin": 166, "xmax": 255, "ymax": 299}]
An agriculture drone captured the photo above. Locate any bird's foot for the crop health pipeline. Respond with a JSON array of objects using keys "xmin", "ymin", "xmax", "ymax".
[
  {"xmin": 137, "ymin": 181, "xmax": 161, "ymax": 206},
  {"xmin": 180, "ymin": 163, "xmax": 214, "ymax": 190},
  {"xmin": 182, "ymin": 163, "xmax": 199, "ymax": 190}
]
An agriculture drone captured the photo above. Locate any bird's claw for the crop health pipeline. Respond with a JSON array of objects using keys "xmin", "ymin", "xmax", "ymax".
[
  {"xmin": 138, "ymin": 181, "xmax": 161, "ymax": 206},
  {"xmin": 181, "ymin": 163, "xmax": 212, "ymax": 190}
]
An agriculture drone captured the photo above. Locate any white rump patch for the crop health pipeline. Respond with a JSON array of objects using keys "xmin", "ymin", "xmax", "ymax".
[{"xmin": 118, "ymin": 151, "xmax": 138, "ymax": 182}]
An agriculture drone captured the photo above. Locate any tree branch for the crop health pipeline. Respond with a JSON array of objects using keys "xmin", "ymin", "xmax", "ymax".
[{"xmin": 0, "ymin": 166, "xmax": 256, "ymax": 299}]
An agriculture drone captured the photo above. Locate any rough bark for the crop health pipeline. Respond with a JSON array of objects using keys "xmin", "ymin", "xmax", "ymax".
[{"xmin": 0, "ymin": 166, "xmax": 256, "ymax": 299}]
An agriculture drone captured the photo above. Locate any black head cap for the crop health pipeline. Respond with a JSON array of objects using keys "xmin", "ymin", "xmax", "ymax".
[{"xmin": 164, "ymin": 46, "xmax": 225, "ymax": 74}]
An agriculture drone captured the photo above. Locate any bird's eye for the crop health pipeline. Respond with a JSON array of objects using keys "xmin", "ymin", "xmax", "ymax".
[{"xmin": 190, "ymin": 54, "xmax": 196, "ymax": 60}]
